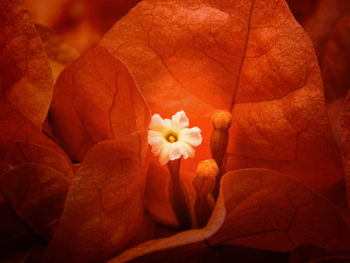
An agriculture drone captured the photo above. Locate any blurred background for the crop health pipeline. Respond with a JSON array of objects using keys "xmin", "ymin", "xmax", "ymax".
[{"xmin": 25, "ymin": 0, "xmax": 142, "ymax": 52}]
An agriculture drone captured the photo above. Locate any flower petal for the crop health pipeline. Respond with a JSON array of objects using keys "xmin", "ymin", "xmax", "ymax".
[
  {"xmin": 159, "ymin": 143, "xmax": 171, "ymax": 165},
  {"xmin": 179, "ymin": 142, "xmax": 195, "ymax": 159},
  {"xmin": 169, "ymin": 143, "xmax": 184, "ymax": 161},
  {"xmin": 172, "ymin": 110, "xmax": 189, "ymax": 128},
  {"xmin": 163, "ymin": 119, "xmax": 173, "ymax": 130},
  {"xmin": 148, "ymin": 136, "xmax": 164, "ymax": 155},
  {"xmin": 149, "ymin": 114, "xmax": 165, "ymax": 131},
  {"xmin": 181, "ymin": 127, "xmax": 202, "ymax": 147},
  {"xmin": 148, "ymin": 130, "xmax": 163, "ymax": 138}
]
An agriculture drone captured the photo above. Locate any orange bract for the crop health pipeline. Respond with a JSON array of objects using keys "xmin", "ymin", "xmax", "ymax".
[
  {"xmin": 108, "ymin": 169, "xmax": 350, "ymax": 263},
  {"xmin": 43, "ymin": 134, "xmax": 149, "ymax": 263},
  {"xmin": 288, "ymin": 0, "xmax": 350, "ymax": 102},
  {"xmin": 100, "ymin": 0, "xmax": 344, "ymax": 211},
  {"xmin": 0, "ymin": 0, "xmax": 53, "ymax": 128},
  {"xmin": 0, "ymin": 141, "xmax": 73, "ymax": 178},
  {"xmin": 0, "ymin": 103, "xmax": 68, "ymax": 158},
  {"xmin": 0, "ymin": 164, "xmax": 71, "ymax": 240},
  {"xmin": 1, "ymin": 0, "xmax": 350, "ymax": 262},
  {"xmin": 341, "ymin": 90, "xmax": 350, "ymax": 206},
  {"xmin": 49, "ymin": 46, "xmax": 150, "ymax": 161},
  {"xmin": 210, "ymin": 169, "xmax": 350, "ymax": 252}
]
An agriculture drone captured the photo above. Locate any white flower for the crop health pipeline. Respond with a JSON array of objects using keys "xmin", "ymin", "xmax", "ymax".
[{"xmin": 148, "ymin": 111, "xmax": 202, "ymax": 165}]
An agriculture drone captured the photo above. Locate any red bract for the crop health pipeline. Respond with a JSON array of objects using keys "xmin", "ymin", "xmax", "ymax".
[
  {"xmin": 1, "ymin": 0, "xmax": 350, "ymax": 262},
  {"xmin": 49, "ymin": 46, "xmax": 150, "ymax": 161},
  {"xmin": 287, "ymin": 0, "xmax": 350, "ymax": 150},
  {"xmin": 288, "ymin": 0, "xmax": 350, "ymax": 102},
  {"xmin": 100, "ymin": 0, "xmax": 345, "ymax": 224},
  {"xmin": 109, "ymin": 169, "xmax": 350, "ymax": 262},
  {"xmin": 0, "ymin": 105, "xmax": 73, "ymax": 259},
  {"xmin": 341, "ymin": 90, "xmax": 350, "ymax": 207},
  {"xmin": 43, "ymin": 135, "xmax": 149, "ymax": 263},
  {"xmin": 0, "ymin": 0, "xmax": 53, "ymax": 128},
  {"xmin": 0, "ymin": 104, "xmax": 67, "ymax": 157}
]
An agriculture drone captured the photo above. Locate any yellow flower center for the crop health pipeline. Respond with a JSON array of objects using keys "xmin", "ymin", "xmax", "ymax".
[{"xmin": 165, "ymin": 132, "xmax": 178, "ymax": 143}]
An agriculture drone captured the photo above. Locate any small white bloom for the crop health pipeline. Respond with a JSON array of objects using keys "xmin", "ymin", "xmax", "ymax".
[{"xmin": 148, "ymin": 111, "xmax": 202, "ymax": 165}]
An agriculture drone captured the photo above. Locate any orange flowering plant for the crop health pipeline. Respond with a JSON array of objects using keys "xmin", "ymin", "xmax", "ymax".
[{"xmin": 1, "ymin": 0, "xmax": 350, "ymax": 262}]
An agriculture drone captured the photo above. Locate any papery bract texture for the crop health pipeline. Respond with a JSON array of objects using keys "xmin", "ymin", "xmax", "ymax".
[
  {"xmin": 43, "ymin": 134, "xmax": 149, "ymax": 263},
  {"xmin": 100, "ymin": 0, "xmax": 344, "ymax": 224},
  {"xmin": 340, "ymin": 89, "xmax": 350, "ymax": 206},
  {"xmin": 0, "ymin": 103, "xmax": 68, "ymax": 158},
  {"xmin": 108, "ymin": 169, "xmax": 350, "ymax": 263},
  {"xmin": 0, "ymin": 0, "xmax": 53, "ymax": 127},
  {"xmin": 0, "ymin": 141, "xmax": 73, "ymax": 177},
  {"xmin": 0, "ymin": 164, "xmax": 71, "ymax": 242},
  {"xmin": 0, "ymin": 148, "xmax": 72, "ymax": 257},
  {"xmin": 287, "ymin": 0, "xmax": 350, "ymax": 148},
  {"xmin": 209, "ymin": 169, "xmax": 350, "ymax": 252},
  {"xmin": 0, "ymin": 103, "xmax": 73, "ymax": 258},
  {"xmin": 287, "ymin": 0, "xmax": 350, "ymax": 102},
  {"xmin": 49, "ymin": 46, "xmax": 150, "ymax": 161}
]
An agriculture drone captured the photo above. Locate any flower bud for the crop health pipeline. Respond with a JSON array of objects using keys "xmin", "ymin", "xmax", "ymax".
[
  {"xmin": 195, "ymin": 159, "xmax": 219, "ymax": 179},
  {"xmin": 212, "ymin": 110, "xmax": 231, "ymax": 130},
  {"xmin": 210, "ymin": 110, "xmax": 232, "ymax": 199},
  {"xmin": 210, "ymin": 110, "xmax": 231, "ymax": 168},
  {"xmin": 192, "ymin": 159, "xmax": 218, "ymax": 228}
]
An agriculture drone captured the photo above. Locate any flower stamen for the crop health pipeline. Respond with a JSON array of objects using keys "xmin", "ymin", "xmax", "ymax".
[{"xmin": 165, "ymin": 132, "xmax": 178, "ymax": 143}]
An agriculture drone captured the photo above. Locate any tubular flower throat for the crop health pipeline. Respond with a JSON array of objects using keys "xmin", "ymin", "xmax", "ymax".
[{"xmin": 148, "ymin": 111, "xmax": 202, "ymax": 165}]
